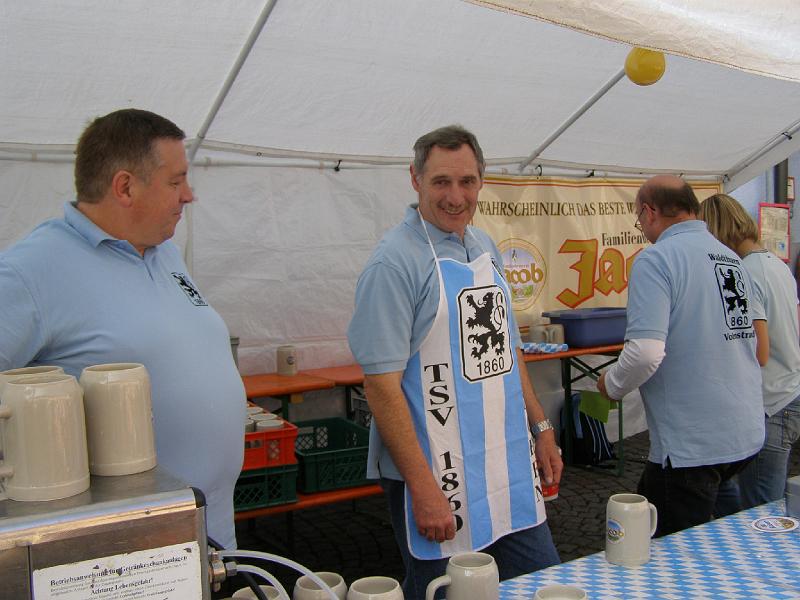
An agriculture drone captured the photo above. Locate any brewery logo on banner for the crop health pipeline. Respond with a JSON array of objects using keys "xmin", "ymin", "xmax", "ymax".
[
  {"xmin": 497, "ymin": 238, "xmax": 547, "ymax": 311},
  {"xmin": 457, "ymin": 284, "xmax": 514, "ymax": 382}
]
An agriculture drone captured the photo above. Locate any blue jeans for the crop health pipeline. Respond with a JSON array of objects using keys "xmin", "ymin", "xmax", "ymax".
[
  {"xmin": 381, "ymin": 478, "xmax": 560, "ymax": 600},
  {"xmin": 638, "ymin": 455, "xmax": 755, "ymax": 537},
  {"xmin": 718, "ymin": 397, "xmax": 800, "ymax": 512}
]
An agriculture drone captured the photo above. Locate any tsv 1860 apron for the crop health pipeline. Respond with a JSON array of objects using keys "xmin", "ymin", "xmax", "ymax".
[{"xmin": 403, "ymin": 214, "xmax": 546, "ymax": 559}]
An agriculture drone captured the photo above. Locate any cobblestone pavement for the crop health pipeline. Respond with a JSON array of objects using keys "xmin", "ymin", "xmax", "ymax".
[{"xmin": 222, "ymin": 431, "xmax": 800, "ymax": 597}]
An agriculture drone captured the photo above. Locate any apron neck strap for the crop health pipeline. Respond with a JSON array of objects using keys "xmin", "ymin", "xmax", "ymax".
[{"xmin": 417, "ymin": 209, "xmax": 482, "ymax": 261}]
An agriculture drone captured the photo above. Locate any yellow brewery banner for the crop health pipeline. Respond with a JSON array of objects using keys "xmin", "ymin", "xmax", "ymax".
[{"xmin": 472, "ymin": 176, "xmax": 721, "ymax": 328}]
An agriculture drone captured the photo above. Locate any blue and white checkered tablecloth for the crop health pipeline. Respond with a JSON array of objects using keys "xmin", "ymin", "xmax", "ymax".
[
  {"xmin": 659, "ymin": 501, "xmax": 800, "ymax": 590},
  {"xmin": 499, "ymin": 501, "xmax": 800, "ymax": 599}
]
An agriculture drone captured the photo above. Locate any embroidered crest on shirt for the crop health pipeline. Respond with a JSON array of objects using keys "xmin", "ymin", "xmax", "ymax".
[
  {"xmin": 713, "ymin": 264, "xmax": 750, "ymax": 329},
  {"xmin": 171, "ymin": 272, "xmax": 208, "ymax": 306},
  {"xmin": 458, "ymin": 284, "xmax": 514, "ymax": 381}
]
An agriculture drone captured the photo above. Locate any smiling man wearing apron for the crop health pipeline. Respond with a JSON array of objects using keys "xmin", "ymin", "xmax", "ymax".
[{"xmin": 348, "ymin": 125, "xmax": 561, "ymax": 599}]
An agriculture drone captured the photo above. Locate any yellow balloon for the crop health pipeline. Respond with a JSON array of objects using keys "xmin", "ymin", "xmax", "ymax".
[{"xmin": 625, "ymin": 48, "xmax": 666, "ymax": 86}]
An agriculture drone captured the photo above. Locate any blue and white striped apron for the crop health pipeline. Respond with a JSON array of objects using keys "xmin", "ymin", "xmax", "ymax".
[{"xmin": 403, "ymin": 216, "xmax": 546, "ymax": 559}]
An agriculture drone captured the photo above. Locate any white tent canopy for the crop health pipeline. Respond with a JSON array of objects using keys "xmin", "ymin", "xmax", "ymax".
[
  {"xmin": 470, "ymin": 0, "xmax": 800, "ymax": 83},
  {"xmin": 1, "ymin": 0, "xmax": 799, "ymax": 375},
  {"xmin": 3, "ymin": 0, "xmax": 800, "ymax": 183}
]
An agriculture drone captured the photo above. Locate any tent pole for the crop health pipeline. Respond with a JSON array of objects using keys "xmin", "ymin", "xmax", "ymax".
[
  {"xmin": 518, "ymin": 67, "xmax": 625, "ymax": 173},
  {"xmin": 724, "ymin": 118, "xmax": 800, "ymax": 192},
  {"xmin": 183, "ymin": 0, "xmax": 280, "ymax": 273}
]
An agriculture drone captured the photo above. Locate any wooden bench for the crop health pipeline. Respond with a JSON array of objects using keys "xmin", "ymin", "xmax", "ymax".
[
  {"xmin": 234, "ymin": 483, "xmax": 383, "ymax": 553},
  {"xmin": 234, "ymin": 483, "xmax": 383, "ymax": 521}
]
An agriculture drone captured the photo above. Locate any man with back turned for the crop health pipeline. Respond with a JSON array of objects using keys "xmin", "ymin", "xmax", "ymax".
[{"xmin": 598, "ymin": 174, "xmax": 764, "ymax": 536}]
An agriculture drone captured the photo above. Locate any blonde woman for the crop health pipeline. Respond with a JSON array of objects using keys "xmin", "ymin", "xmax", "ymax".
[{"xmin": 701, "ymin": 193, "xmax": 800, "ymax": 508}]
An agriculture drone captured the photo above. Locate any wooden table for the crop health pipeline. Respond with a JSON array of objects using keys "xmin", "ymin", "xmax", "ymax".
[
  {"xmin": 301, "ymin": 364, "xmax": 364, "ymax": 386},
  {"xmin": 241, "ymin": 372, "xmax": 335, "ymax": 419},
  {"xmin": 524, "ymin": 344, "xmax": 624, "ymax": 474},
  {"xmin": 302, "ymin": 364, "xmax": 366, "ymax": 421}
]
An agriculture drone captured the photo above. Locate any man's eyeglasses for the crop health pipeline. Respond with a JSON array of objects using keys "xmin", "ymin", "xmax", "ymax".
[{"xmin": 634, "ymin": 204, "xmax": 648, "ymax": 231}]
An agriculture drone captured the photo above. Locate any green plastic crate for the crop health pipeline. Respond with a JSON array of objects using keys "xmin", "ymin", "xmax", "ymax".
[
  {"xmin": 233, "ymin": 464, "xmax": 298, "ymax": 511},
  {"xmin": 293, "ymin": 418, "xmax": 370, "ymax": 492}
]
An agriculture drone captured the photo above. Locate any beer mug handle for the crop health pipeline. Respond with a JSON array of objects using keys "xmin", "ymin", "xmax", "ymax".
[
  {"xmin": 648, "ymin": 502, "xmax": 658, "ymax": 537},
  {"xmin": 426, "ymin": 574, "xmax": 451, "ymax": 600},
  {"xmin": 0, "ymin": 405, "xmax": 12, "ymax": 500}
]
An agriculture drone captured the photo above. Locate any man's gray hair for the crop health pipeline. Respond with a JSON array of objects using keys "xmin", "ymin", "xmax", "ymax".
[{"xmin": 412, "ymin": 125, "xmax": 485, "ymax": 178}]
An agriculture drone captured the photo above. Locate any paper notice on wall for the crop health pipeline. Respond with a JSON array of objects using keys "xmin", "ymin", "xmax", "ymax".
[
  {"xmin": 32, "ymin": 541, "xmax": 203, "ymax": 599},
  {"xmin": 759, "ymin": 203, "xmax": 791, "ymax": 261}
]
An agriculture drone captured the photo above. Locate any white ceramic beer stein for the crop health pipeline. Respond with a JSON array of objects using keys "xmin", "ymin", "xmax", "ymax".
[
  {"xmin": 276, "ymin": 345, "xmax": 298, "ymax": 376},
  {"xmin": 545, "ymin": 324, "xmax": 565, "ymax": 345},
  {"xmin": 533, "ymin": 585, "xmax": 587, "ymax": 600},
  {"xmin": 347, "ymin": 576, "xmax": 403, "ymax": 600},
  {"xmin": 0, "ymin": 366, "xmax": 65, "ymax": 465},
  {"xmin": 0, "ymin": 373, "xmax": 90, "ymax": 501},
  {"xmin": 0, "ymin": 365, "xmax": 64, "ymax": 392},
  {"xmin": 527, "ymin": 325, "xmax": 549, "ymax": 343},
  {"xmin": 79, "ymin": 363, "xmax": 157, "ymax": 476},
  {"xmin": 232, "ymin": 585, "xmax": 280, "ymax": 599},
  {"xmin": 605, "ymin": 493, "xmax": 658, "ymax": 566},
  {"xmin": 294, "ymin": 571, "xmax": 347, "ymax": 600},
  {"xmin": 425, "ymin": 552, "xmax": 499, "ymax": 600}
]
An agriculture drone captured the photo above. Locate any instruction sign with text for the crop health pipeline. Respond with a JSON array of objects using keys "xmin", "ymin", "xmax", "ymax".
[{"xmin": 33, "ymin": 541, "xmax": 203, "ymax": 599}]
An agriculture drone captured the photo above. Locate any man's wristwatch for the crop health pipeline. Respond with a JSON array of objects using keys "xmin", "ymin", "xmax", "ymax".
[{"xmin": 532, "ymin": 418, "xmax": 554, "ymax": 437}]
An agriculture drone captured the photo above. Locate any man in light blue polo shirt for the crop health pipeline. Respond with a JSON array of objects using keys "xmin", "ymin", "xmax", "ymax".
[
  {"xmin": 0, "ymin": 109, "xmax": 245, "ymax": 549},
  {"xmin": 348, "ymin": 125, "xmax": 560, "ymax": 600},
  {"xmin": 598, "ymin": 174, "xmax": 764, "ymax": 537}
]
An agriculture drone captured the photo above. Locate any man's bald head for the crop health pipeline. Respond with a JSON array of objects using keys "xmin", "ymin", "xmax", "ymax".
[{"xmin": 637, "ymin": 174, "xmax": 700, "ymax": 218}]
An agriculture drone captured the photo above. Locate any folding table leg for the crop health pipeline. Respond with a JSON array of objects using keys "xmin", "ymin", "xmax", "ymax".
[
  {"xmin": 561, "ymin": 358, "xmax": 574, "ymax": 465},
  {"xmin": 616, "ymin": 400, "xmax": 625, "ymax": 477}
]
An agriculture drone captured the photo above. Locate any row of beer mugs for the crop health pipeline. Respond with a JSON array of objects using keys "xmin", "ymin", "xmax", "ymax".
[
  {"xmin": 0, "ymin": 363, "xmax": 156, "ymax": 502},
  {"xmin": 225, "ymin": 554, "xmax": 590, "ymax": 600}
]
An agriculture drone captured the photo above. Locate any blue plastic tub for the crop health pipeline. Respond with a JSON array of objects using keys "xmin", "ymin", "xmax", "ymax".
[{"xmin": 541, "ymin": 308, "xmax": 627, "ymax": 347}]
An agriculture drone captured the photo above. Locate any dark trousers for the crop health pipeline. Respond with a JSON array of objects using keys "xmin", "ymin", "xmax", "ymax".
[{"xmin": 638, "ymin": 455, "xmax": 756, "ymax": 537}]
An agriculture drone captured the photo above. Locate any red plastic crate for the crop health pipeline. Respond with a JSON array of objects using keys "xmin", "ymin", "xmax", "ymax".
[{"xmin": 243, "ymin": 420, "xmax": 298, "ymax": 471}]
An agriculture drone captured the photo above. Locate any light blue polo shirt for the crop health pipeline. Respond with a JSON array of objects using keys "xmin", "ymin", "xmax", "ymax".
[
  {"xmin": 743, "ymin": 250, "xmax": 800, "ymax": 416},
  {"xmin": 625, "ymin": 220, "xmax": 764, "ymax": 468},
  {"xmin": 347, "ymin": 205, "xmax": 521, "ymax": 479},
  {"xmin": 0, "ymin": 202, "xmax": 245, "ymax": 548}
]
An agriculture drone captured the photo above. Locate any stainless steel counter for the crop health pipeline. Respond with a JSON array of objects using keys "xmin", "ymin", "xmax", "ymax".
[{"xmin": 0, "ymin": 467, "xmax": 210, "ymax": 599}]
